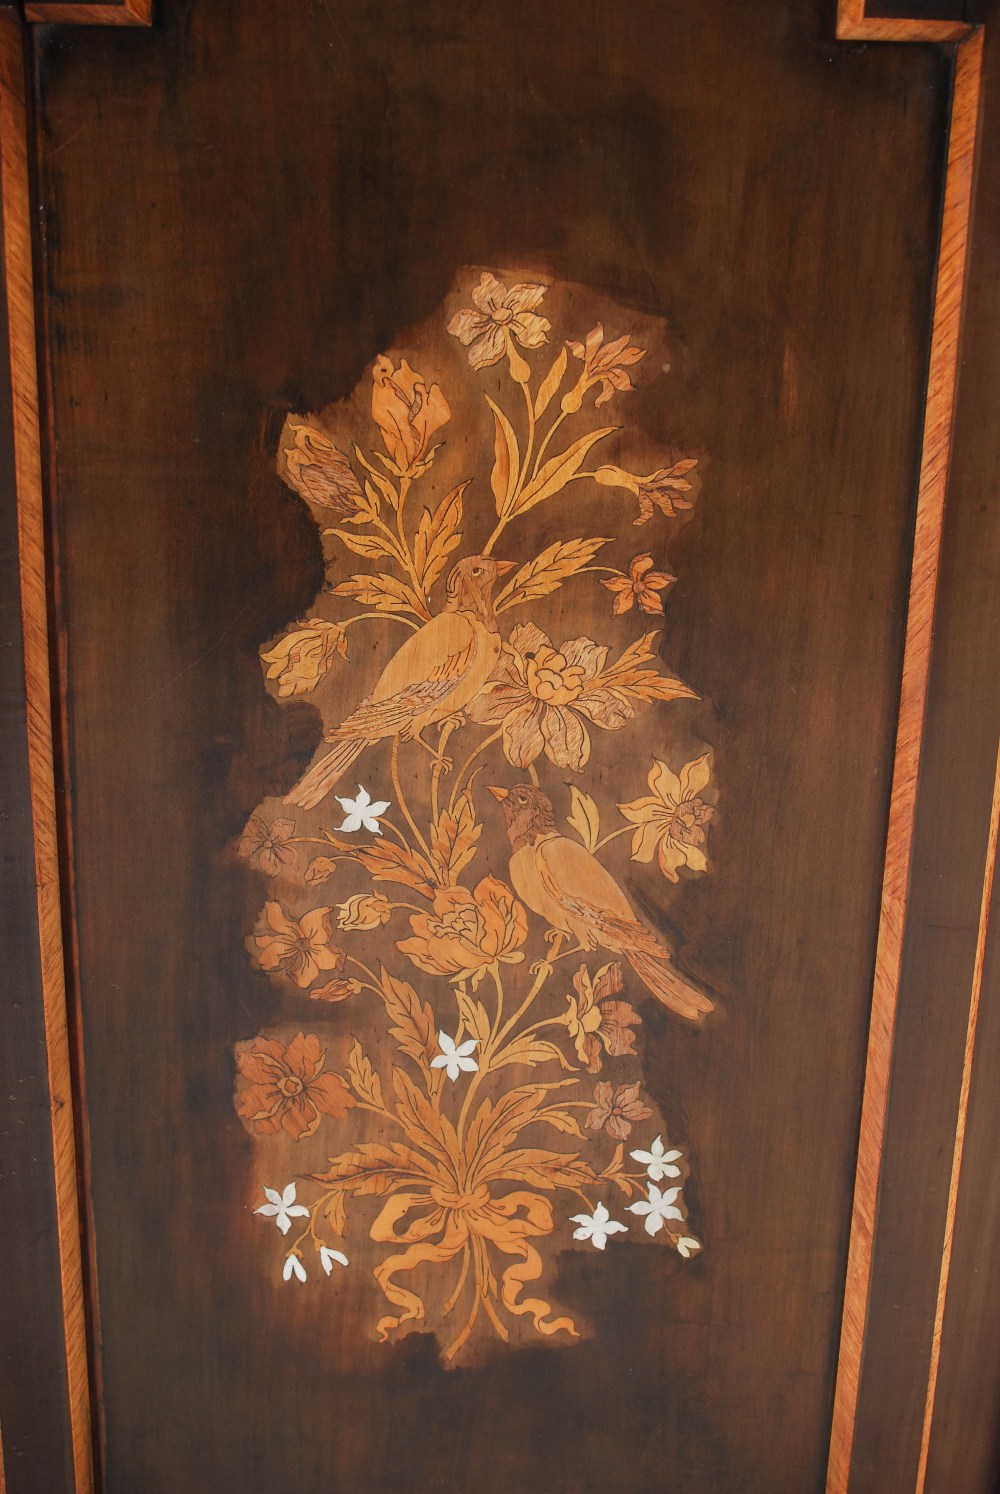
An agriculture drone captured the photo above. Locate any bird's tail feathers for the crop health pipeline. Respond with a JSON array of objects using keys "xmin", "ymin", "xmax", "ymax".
[
  {"xmin": 285, "ymin": 737, "xmax": 366, "ymax": 809},
  {"xmin": 627, "ymin": 951, "xmax": 714, "ymax": 1023}
]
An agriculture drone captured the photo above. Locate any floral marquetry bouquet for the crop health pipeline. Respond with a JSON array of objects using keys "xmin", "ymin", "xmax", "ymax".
[{"xmin": 234, "ymin": 270, "xmax": 717, "ymax": 1363}]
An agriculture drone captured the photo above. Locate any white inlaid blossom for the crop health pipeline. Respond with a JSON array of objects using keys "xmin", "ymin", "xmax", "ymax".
[
  {"xmin": 335, "ymin": 785, "xmax": 391, "ymax": 835},
  {"xmin": 570, "ymin": 1201, "xmax": 628, "ymax": 1251},
  {"xmin": 320, "ymin": 1245, "xmax": 349, "ymax": 1274},
  {"xmin": 254, "ymin": 1182, "xmax": 310, "ymax": 1236},
  {"xmin": 283, "ymin": 1252, "xmax": 307, "ymax": 1283},
  {"xmin": 627, "ymin": 1183, "xmax": 684, "ymax": 1237},
  {"xmin": 629, "ymin": 1135, "xmax": 682, "ymax": 1182},
  {"xmin": 430, "ymin": 1031, "xmax": 479, "ymax": 1083},
  {"xmin": 676, "ymin": 1236, "xmax": 702, "ymax": 1259}
]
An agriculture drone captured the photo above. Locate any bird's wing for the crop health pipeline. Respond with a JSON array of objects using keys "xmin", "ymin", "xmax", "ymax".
[
  {"xmin": 329, "ymin": 618, "xmax": 477, "ymax": 742},
  {"xmin": 535, "ymin": 835, "xmax": 667, "ymax": 956}
]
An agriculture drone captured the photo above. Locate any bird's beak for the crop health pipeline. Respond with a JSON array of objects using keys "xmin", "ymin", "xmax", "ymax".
[
  {"xmin": 494, "ymin": 560, "xmax": 517, "ymax": 575},
  {"xmin": 486, "ymin": 785, "xmax": 509, "ymax": 802}
]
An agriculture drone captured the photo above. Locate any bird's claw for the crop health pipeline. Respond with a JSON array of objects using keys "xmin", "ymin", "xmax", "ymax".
[
  {"xmin": 432, "ymin": 755, "xmax": 453, "ymax": 776},
  {"xmin": 543, "ymin": 927, "xmax": 564, "ymax": 949},
  {"xmin": 529, "ymin": 959, "xmax": 553, "ymax": 981}
]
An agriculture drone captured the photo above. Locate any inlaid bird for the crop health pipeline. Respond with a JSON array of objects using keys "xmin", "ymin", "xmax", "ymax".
[
  {"xmin": 488, "ymin": 783, "xmax": 713, "ymax": 1023},
  {"xmin": 287, "ymin": 555, "xmax": 514, "ymax": 810}
]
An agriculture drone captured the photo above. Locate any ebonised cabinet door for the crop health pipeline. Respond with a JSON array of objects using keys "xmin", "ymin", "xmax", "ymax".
[{"xmin": 2, "ymin": 2, "xmax": 999, "ymax": 1492}]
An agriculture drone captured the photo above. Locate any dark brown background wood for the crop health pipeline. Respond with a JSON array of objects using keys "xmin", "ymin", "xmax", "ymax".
[{"xmin": 9, "ymin": 0, "xmax": 992, "ymax": 1489}]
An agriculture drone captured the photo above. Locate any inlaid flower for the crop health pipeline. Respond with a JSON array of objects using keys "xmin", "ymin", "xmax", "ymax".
[
  {"xmin": 335, "ymin": 785, "xmax": 391, "ymax": 836},
  {"xmin": 371, "ymin": 354, "xmax": 450, "ymax": 473},
  {"xmin": 337, "ymin": 892, "xmax": 393, "ymax": 931},
  {"xmin": 467, "ymin": 622, "xmax": 633, "ymax": 772},
  {"xmin": 585, "ymin": 1080, "xmax": 653, "ymax": 1141},
  {"xmin": 447, "ymin": 271, "xmax": 550, "ymax": 371},
  {"xmin": 319, "ymin": 1245, "xmax": 349, "ymax": 1273},
  {"xmin": 617, "ymin": 754, "xmax": 714, "ymax": 882},
  {"xmin": 595, "ymin": 458, "xmax": 698, "ymax": 525},
  {"xmin": 254, "ymin": 1181, "xmax": 310, "ymax": 1235},
  {"xmin": 397, "ymin": 875, "xmax": 527, "ymax": 985},
  {"xmin": 570, "ymin": 1201, "xmax": 628, "ymax": 1251},
  {"xmin": 601, "ymin": 554, "xmax": 675, "ymax": 616},
  {"xmin": 260, "ymin": 619, "xmax": 349, "ymax": 697},
  {"xmin": 629, "ymin": 1135, "xmax": 682, "ymax": 1183},
  {"xmin": 564, "ymin": 324, "xmax": 645, "ymax": 409},
  {"xmin": 430, "ymin": 1031, "xmax": 479, "ymax": 1083},
  {"xmin": 309, "ymin": 976, "xmax": 363, "ymax": 1003},
  {"xmin": 238, "ymin": 815, "xmax": 297, "ymax": 877},
  {"xmin": 676, "ymin": 1236, "xmax": 702, "ymax": 1259},
  {"xmin": 562, "ymin": 961, "xmax": 641, "ymax": 1074},
  {"xmin": 627, "ymin": 1183, "xmax": 684, "ymax": 1238},
  {"xmin": 235, "ymin": 1032, "xmax": 355, "ymax": 1140},
  {"xmin": 249, "ymin": 901, "xmax": 345, "ymax": 988},
  {"xmin": 283, "ymin": 1253, "xmax": 308, "ymax": 1283},
  {"xmin": 279, "ymin": 417, "xmax": 365, "ymax": 515}
]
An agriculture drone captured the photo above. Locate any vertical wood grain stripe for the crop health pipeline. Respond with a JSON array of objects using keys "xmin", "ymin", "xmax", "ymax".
[
  {"xmin": 836, "ymin": 0, "xmax": 970, "ymax": 42},
  {"xmin": 24, "ymin": 3, "xmax": 152, "ymax": 26},
  {"xmin": 913, "ymin": 731, "xmax": 1000, "ymax": 1494},
  {"xmin": 0, "ymin": 14, "xmax": 93, "ymax": 1494},
  {"xmin": 825, "ymin": 28, "xmax": 984, "ymax": 1494}
]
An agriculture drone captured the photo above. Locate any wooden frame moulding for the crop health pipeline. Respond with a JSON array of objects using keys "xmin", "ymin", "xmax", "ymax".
[
  {"xmin": 0, "ymin": 0, "xmax": 989, "ymax": 1490},
  {"xmin": 826, "ymin": 6, "xmax": 986, "ymax": 1494},
  {"xmin": 0, "ymin": 10, "xmax": 92, "ymax": 1494}
]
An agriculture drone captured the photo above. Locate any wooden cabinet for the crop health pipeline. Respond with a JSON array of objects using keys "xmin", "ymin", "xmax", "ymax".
[{"xmin": 1, "ymin": 3, "xmax": 998, "ymax": 1490}]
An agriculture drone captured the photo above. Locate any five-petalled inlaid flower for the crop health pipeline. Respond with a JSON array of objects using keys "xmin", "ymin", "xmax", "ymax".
[
  {"xmin": 234, "ymin": 1032, "xmax": 355, "ymax": 1139},
  {"xmin": 255, "ymin": 1182, "xmax": 310, "ymax": 1235},
  {"xmin": 448, "ymin": 272, "xmax": 550, "ymax": 371},
  {"xmin": 602, "ymin": 555, "xmax": 675, "ymax": 616},
  {"xmin": 628, "ymin": 1183, "xmax": 684, "ymax": 1237},
  {"xmin": 570, "ymin": 1201, "xmax": 628, "ymax": 1251},
  {"xmin": 630, "ymin": 1135, "xmax": 683, "ymax": 1182},
  {"xmin": 336, "ymin": 785, "xmax": 391, "ymax": 836},
  {"xmin": 238, "ymin": 815, "xmax": 297, "ymax": 877},
  {"xmin": 249, "ymin": 902, "xmax": 346, "ymax": 988},
  {"xmin": 430, "ymin": 1031, "xmax": 480, "ymax": 1083}
]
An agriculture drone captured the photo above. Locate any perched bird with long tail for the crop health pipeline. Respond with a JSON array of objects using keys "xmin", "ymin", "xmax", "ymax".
[
  {"xmin": 287, "ymin": 555, "xmax": 514, "ymax": 810},
  {"xmin": 489, "ymin": 783, "xmax": 713, "ymax": 1023}
]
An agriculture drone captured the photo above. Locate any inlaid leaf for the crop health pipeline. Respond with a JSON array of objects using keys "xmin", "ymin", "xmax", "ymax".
[
  {"xmin": 413, "ymin": 481, "xmax": 468, "ymax": 593},
  {"xmin": 324, "ymin": 1190, "xmax": 348, "ymax": 1238},
  {"xmin": 486, "ymin": 394, "xmax": 520, "ymax": 516},
  {"xmin": 492, "ymin": 1036, "xmax": 575, "ymax": 1072},
  {"xmin": 391, "ymin": 1066, "xmax": 459, "ymax": 1164},
  {"xmin": 430, "ymin": 790, "xmax": 481, "ymax": 885},
  {"xmin": 533, "ymin": 345, "xmax": 568, "ymax": 419},
  {"xmin": 352, "ymin": 839, "xmax": 437, "ymax": 897},
  {"xmin": 378, "ymin": 968, "xmax": 438, "ymax": 1074},
  {"xmin": 494, "ymin": 536, "xmax": 611, "ymax": 614},
  {"xmin": 566, "ymin": 786, "xmax": 600, "ymax": 851},
  {"xmin": 347, "ymin": 1039, "xmax": 383, "ymax": 1108},
  {"xmin": 512, "ymin": 425, "xmax": 616, "ymax": 517},
  {"xmin": 327, "ymin": 528, "xmax": 403, "ymax": 562},
  {"xmin": 311, "ymin": 1141, "xmax": 430, "ymax": 1194},
  {"xmin": 332, "ymin": 572, "xmax": 430, "ymax": 621}
]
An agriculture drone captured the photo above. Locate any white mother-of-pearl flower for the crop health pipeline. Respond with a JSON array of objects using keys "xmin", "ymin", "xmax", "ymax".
[
  {"xmin": 570, "ymin": 1201, "xmax": 628, "ymax": 1251},
  {"xmin": 335, "ymin": 785, "xmax": 391, "ymax": 835}
]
